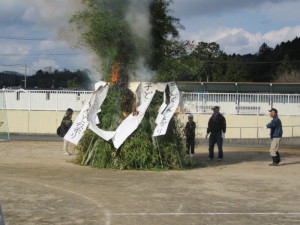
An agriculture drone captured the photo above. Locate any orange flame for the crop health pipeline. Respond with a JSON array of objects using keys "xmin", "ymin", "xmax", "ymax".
[
  {"xmin": 111, "ymin": 61, "xmax": 120, "ymax": 83},
  {"xmin": 123, "ymin": 111, "xmax": 129, "ymax": 118}
]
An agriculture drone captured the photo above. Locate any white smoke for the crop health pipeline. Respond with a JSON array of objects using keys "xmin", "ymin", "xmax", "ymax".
[
  {"xmin": 20, "ymin": 0, "xmax": 102, "ymax": 82},
  {"xmin": 132, "ymin": 58, "xmax": 156, "ymax": 82},
  {"xmin": 126, "ymin": 0, "xmax": 155, "ymax": 82},
  {"xmin": 126, "ymin": 0, "xmax": 152, "ymax": 43},
  {"xmin": 20, "ymin": 0, "xmax": 155, "ymax": 82},
  {"xmin": 22, "ymin": 0, "xmax": 83, "ymax": 31}
]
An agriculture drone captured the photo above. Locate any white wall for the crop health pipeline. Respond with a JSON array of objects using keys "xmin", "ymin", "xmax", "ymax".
[{"xmin": 5, "ymin": 110, "xmax": 300, "ymax": 139}]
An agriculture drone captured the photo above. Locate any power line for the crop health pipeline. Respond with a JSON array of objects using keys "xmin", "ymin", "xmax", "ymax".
[
  {"xmin": 185, "ymin": 60, "xmax": 300, "ymax": 64},
  {"xmin": 242, "ymin": 60, "xmax": 300, "ymax": 64},
  {"xmin": 0, "ymin": 63, "xmax": 25, "ymax": 67},
  {"xmin": 0, "ymin": 53, "xmax": 83, "ymax": 56},
  {"xmin": 0, "ymin": 35, "xmax": 60, "ymax": 41},
  {"xmin": 0, "ymin": 64, "xmax": 85, "ymax": 73}
]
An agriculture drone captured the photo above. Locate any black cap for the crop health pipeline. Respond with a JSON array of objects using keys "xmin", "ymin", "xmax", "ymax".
[
  {"xmin": 212, "ymin": 106, "xmax": 220, "ymax": 110},
  {"xmin": 66, "ymin": 108, "xmax": 73, "ymax": 115},
  {"xmin": 268, "ymin": 108, "xmax": 278, "ymax": 114}
]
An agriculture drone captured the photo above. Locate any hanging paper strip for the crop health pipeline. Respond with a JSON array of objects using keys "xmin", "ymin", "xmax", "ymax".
[
  {"xmin": 87, "ymin": 85, "xmax": 116, "ymax": 141},
  {"xmin": 64, "ymin": 81, "xmax": 108, "ymax": 145},
  {"xmin": 65, "ymin": 81, "xmax": 180, "ymax": 148},
  {"xmin": 153, "ymin": 82, "xmax": 180, "ymax": 136},
  {"xmin": 112, "ymin": 82, "xmax": 156, "ymax": 149},
  {"xmin": 155, "ymin": 83, "xmax": 168, "ymax": 124}
]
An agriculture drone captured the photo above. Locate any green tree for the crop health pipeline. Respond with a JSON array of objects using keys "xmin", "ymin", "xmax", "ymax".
[
  {"xmin": 67, "ymin": 77, "xmax": 78, "ymax": 89},
  {"xmin": 224, "ymin": 55, "xmax": 248, "ymax": 82},
  {"xmin": 258, "ymin": 42, "xmax": 273, "ymax": 57},
  {"xmin": 70, "ymin": 0, "xmax": 190, "ymax": 170},
  {"xmin": 149, "ymin": 0, "xmax": 183, "ymax": 74},
  {"xmin": 157, "ymin": 39, "xmax": 202, "ymax": 81},
  {"xmin": 70, "ymin": 0, "xmax": 140, "ymax": 83},
  {"xmin": 191, "ymin": 42, "xmax": 227, "ymax": 81},
  {"xmin": 274, "ymin": 70, "xmax": 300, "ymax": 83},
  {"xmin": 274, "ymin": 54, "xmax": 293, "ymax": 80}
]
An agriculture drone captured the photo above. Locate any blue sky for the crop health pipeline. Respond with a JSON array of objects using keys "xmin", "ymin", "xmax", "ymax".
[
  {"xmin": 172, "ymin": 0, "xmax": 300, "ymax": 54},
  {"xmin": 1, "ymin": 0, "xmax": 300, "ymax": 75}
]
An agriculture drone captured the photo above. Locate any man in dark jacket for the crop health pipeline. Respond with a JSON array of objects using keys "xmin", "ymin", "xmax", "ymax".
[
  {"xmin": 185, "ymin": 114, "xmax": 196, "ymax": 157},
  {"xmin": 263, "ymin": 108, "xmax": 282, "ymax": 166},
  {"xmin": 206, "ymin": 106, "xmax": 226, "ymax": 161}
]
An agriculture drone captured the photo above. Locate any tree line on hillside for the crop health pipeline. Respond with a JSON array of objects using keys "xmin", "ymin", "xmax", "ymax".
[
  {"xmin": 159, "ymin": 37, "xmax": 300, "ymax": 83},
  {"xmin": 1, "ymin": 37, "xmax": 300, "ymax": 90},
  {"xmin": 1, "ymin": 0, "xmax": 300, "ymax": 91},
  {"xmin": 0, "ymin": 69, "xmax": 93, "ymax": 90}
]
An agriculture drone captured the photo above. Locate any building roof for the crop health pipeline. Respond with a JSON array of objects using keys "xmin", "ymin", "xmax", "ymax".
[{"xmin": 176, "ymin": 82, "xmax": 300, "ymax": 93}]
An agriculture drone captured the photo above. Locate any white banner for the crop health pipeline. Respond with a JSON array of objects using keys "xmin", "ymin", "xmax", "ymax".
[
  {"xmin": 64, "ymin": 81, "xmax": 108, "ymax": 145},
  {"xmin": 153, "ymin": 82, "xmax": 180, "ymax": 136},
  {"xmin": 87, "ymin": 85, "xmax": 116, "ymax": 141},
  {"xmin": 64, "ymin": 97, "xmax": 91, "ymax": 145},
  {"xmin": 65, "ymin": 81, "xmax": 180, "ymax": 148},
  {"xmin": 155, "ymin": 91, "xmax": 167, "ymax": 124},
  {"xmin": 112, "ymin": 82, "xmax": 156, "ymax": 149}
]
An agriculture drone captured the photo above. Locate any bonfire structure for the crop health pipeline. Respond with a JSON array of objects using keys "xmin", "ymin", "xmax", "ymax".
[{"xmin": 66, "ymin": 0, "xmax": 190, "ymax": 169}]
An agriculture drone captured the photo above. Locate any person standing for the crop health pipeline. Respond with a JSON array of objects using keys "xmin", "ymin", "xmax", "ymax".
[
  {"xmin": 206, "ymin": 106, "xmax": 226, "ymax": 161},
  {"xmin": 263, "ymin": 108, "xmax": 282, "ymax": 166},
  {"xmin": 59, "ymin": 108, "xmax": 73, "ymax": 155},
  {"xmin": 185, "ymin": 114, "xmax": 196, "ymax": 157}
]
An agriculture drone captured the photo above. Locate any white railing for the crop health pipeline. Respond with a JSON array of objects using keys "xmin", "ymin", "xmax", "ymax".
[
  {"xmin": 2, "ymin": 90, "xmax": 300, "ymax": 115},
  {"xmin": 194, "ymin": 125, "xmax": 300, "ymax": 139},
  {"xmin": 3, "ymin": 89, "xmax": 93, "ymax": 111},
  {"xmin": 181, "ymin": 92, "xmax": 300, "ymax": 116}
]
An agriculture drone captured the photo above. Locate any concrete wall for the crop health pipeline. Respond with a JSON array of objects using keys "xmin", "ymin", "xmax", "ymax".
[
  {"xmin": 177, "ymin": 114, "xmax": 300, "ymax": 139},
  {"xmin": 5, "ymin": 111, "xmax": 300, "ymax": 144},
  {"xmin": 6, "ymin": 110, "xmax": 79, "ymax": 135}
]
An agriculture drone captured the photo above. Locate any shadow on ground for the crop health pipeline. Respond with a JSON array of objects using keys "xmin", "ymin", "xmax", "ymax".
[{"xmin": 191, "ymin": 147, "xmax": 300, "ymax": 169}]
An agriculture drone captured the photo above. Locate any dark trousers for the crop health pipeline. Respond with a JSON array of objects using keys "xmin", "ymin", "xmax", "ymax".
[
  {"xmin": 186, "ymin": 136, "xmax": 195, "ymax": 154},
  {"xmin": 208, "ymin": 132, "xmax": 223, "ymax": 159}
]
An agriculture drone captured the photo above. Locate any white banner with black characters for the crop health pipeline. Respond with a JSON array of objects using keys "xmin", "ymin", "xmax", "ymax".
[
  {"xmin": 65, "ymin": 81, "xmax": 180, "ymax": 148},
  {"xmin": 64, "ymin": 96, "xmax": 91, "ymax": 145},
  {"xmin": 64, "ymin": 81, "xmax": 108, "ymax": 145},
  {"xmin": 153, "ymin": 82, "xmax": 180, "ymax": 136},
  {"xmin": 87, "ymin": 83, "xmax": 116, "ymax": 141},
  {"xmin": 112, "ymin": 82, "xmax": 157, "ymax": 149}
]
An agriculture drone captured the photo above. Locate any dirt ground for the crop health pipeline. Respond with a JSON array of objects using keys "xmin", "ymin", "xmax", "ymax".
[{"xmin": 0, "ymin": 141, "xmax": 299, "ymax": 225}]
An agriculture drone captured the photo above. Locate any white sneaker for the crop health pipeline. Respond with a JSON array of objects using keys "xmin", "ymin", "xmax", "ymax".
[{"xmin": 64, "ymin": 151, "xmax": 71, "ymax": 156}]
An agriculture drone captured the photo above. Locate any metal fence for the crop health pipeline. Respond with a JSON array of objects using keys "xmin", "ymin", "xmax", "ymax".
[
  {"xmin": 194, "ymin": 125, "xmax": 300, "ymax": 139},
  {"xmin": 193, "ymin": 125, "xmax": 300, "ymax": 145},
  {"xmin": 2, "ymin": 90, "xmax": 300, "ymax": 115},
  {"xmin": 3, "ymin": 89, "xmax": 93, "ymax": 111},
  {"xmin": 181, "ymin": 92, "xmax": 300, "ymax": 116}
]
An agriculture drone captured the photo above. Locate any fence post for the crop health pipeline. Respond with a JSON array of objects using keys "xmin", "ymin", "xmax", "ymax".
[
  {"xmin": 56, "ymin": 91, "xmax": 58, "ymax": 112},
  {"xmin": 292, "ymin": 126, "xmax": 294, "ymax": 145},
  {"xmin": 197, "ymin": 93, "xmax": 200, "ymax": 114},
  {"xmin": 28, "ymin": 91, "xmax": 31, "ymax": 111},
  {"xmin": 288, "ymin": 94, "xmax": 290, "ymax": 116},
  {"xmin": 240, "ymin": 127, "xmax": 242, "ymax": 139}
]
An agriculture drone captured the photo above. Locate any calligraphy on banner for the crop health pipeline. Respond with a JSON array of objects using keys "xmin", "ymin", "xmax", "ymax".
[
  {"xmin": 112, "ymin": 82, "xmax": 157, "ymax": 149},
  {"xmin": 153, "ymin": 82, "xmax": 180, "ymax": 136},
  {"xmin": 64, "ymin": 82, "xmax": 108, "ymax": 145},
  {"xmin": 65, "ymin": 81, "xmax": 180, "ymax": 148},
  {"xmin": 87, "ymin": 85, "xmax": 116, "ymax": 141},
  {"xmin": 64, "ymin": 103, "xmax": 90, "ymax": 145}
]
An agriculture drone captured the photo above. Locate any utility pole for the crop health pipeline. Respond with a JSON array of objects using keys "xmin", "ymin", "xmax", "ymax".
[{"xmin": 24, "ymin": 63, "xmax": 27, "ymax": 89}]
